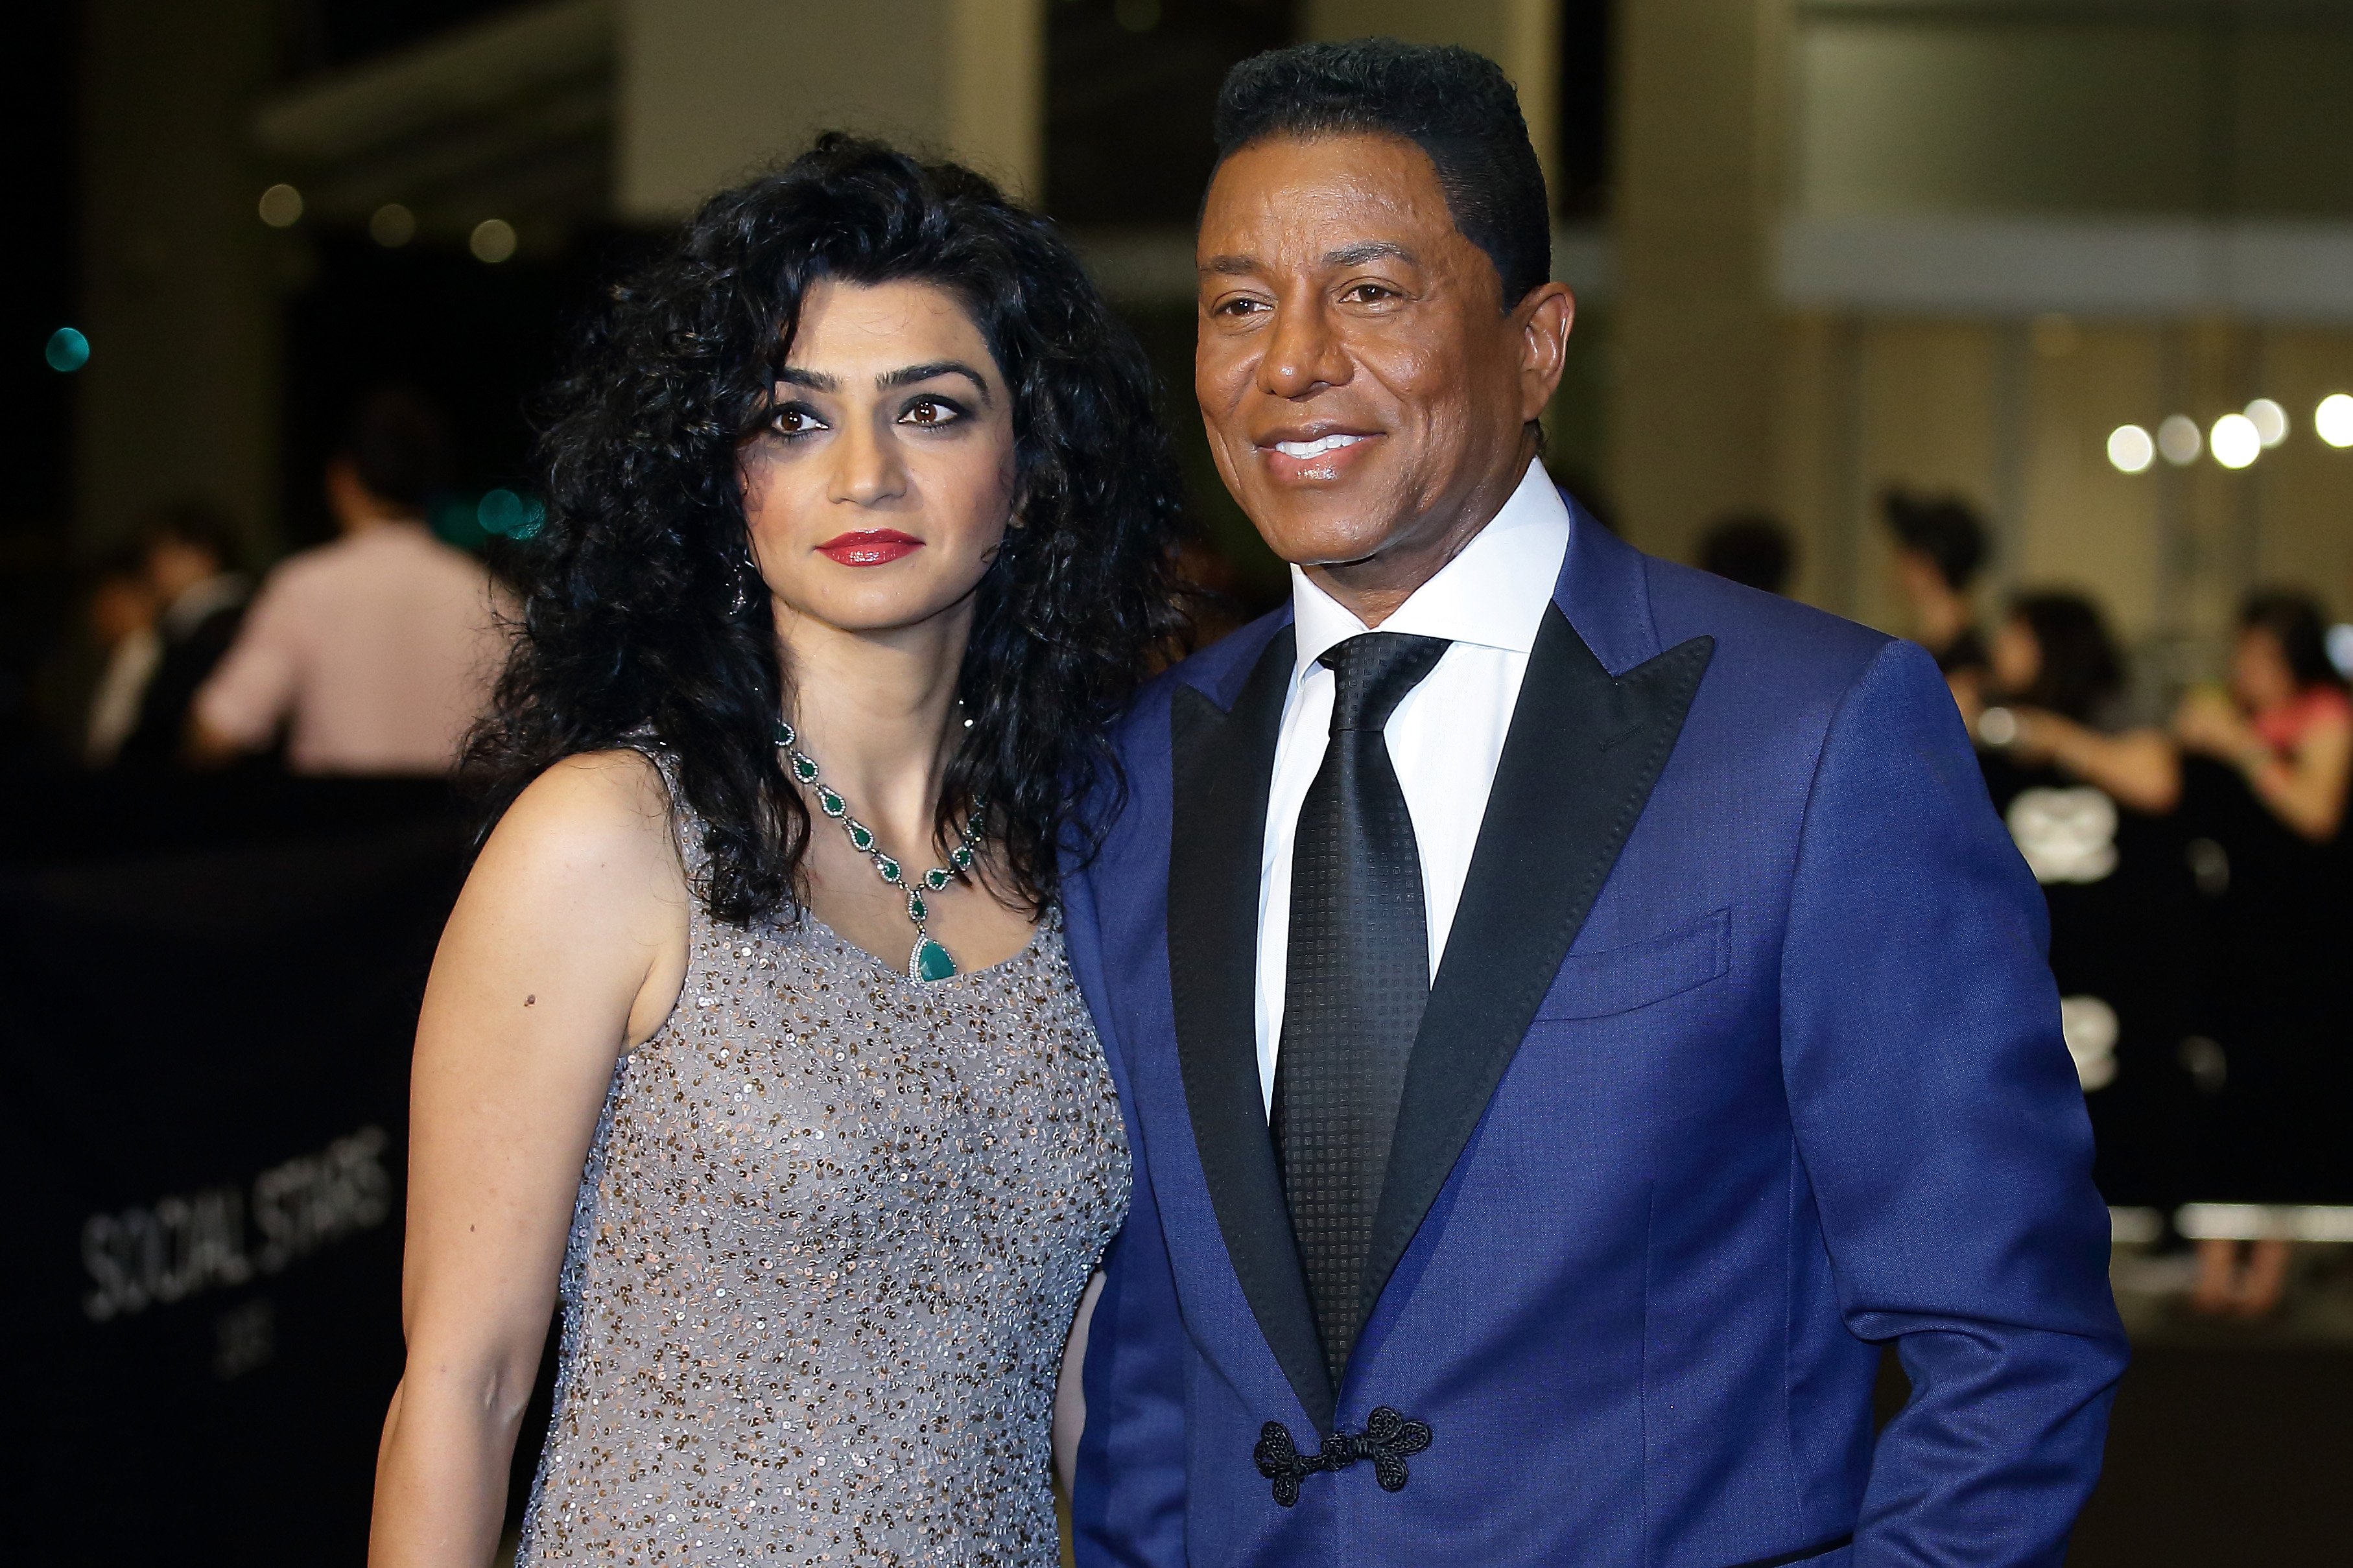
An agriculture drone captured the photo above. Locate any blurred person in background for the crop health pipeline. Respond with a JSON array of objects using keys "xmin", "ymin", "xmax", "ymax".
[
  {"xmin": 112, "ymin": 498, "xmax": 248, "ymax": 769},
  {"xmin": 78, "ymin": 542, "xmax": 158, "ymax": 767},
  {"xmin": 2175, "ymin": 591, "xmax": 2352, "ymax": 844},
  {"xmin": 191, "ymin": 388, "xmax": 503, "ymax": 774},
  {"xmin": 1976, "ymin": 591, "xmax": 2195, "ymax": 1227},
  {"xmin": 1981, "ymin": 591, "xmax": 2179, "ymax": 813},
  {"xmin": 2172, "ymin": 589, "xmax": 2353, "ymax": 1315},
  {"xmin": 1695, "ymin": 511, "xmax": 1795, "ymax": 595},
  {"xmin": 368, "ymin": 138, "xmax": 1183, "ymax": 1567},
  {"xmin": 1883, "ymin": 489, "xmax": 1991, "ymax": 714}
]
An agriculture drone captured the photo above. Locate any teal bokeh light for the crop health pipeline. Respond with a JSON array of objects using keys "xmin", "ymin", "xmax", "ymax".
[
  {"xmin": 477, "ymin": 488, "xmax": 547, "ymax": 539},
  {"xmin": 46, "ymin": 327, "xmax": 90, "ymax": 373}
]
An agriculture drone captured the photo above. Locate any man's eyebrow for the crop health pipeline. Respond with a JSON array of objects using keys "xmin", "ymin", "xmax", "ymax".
[
  {"xmin": 1324, "ymin": 240, "xmax": 1416, "ymax": 268},
  {"xmin": 1198, "ymin": 241, "xmax": 1418, "ymax": 277},
  {"xmin": 877, "ymin": 360, "xmax": 993, "ymax": 403}
]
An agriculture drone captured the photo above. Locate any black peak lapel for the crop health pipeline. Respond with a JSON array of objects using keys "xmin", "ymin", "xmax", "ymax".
[
  {"xmin": 1166, "ymin": 626, "xmax": 1337, "ymax": 1434},
  {"xmin": 1359, "ymin": 609, "xmax": 1715, "ymax": 1328}
]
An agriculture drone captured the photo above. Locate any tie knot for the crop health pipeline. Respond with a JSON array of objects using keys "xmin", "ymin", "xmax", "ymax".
[{"xmin": 1319, "ymin": 633, "xmax": 1451, "ymax": 733}]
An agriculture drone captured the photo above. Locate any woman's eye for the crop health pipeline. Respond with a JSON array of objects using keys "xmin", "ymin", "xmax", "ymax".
[
  {"xmin": 899, "ymin": 396, "xmax": 964, "ymax": 428},
  {"xmin": 772, "ymin": 405, "xmax": 825, "ymax": 436}
]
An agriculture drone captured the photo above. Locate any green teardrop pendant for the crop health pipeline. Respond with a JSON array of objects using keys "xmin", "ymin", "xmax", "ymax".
[{"xmin": 911, "ymin": 934, "xmax": 957, "ymax": 983}]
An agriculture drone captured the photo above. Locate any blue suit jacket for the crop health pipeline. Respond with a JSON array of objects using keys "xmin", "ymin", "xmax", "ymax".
[{"xmin": 1062, "ymin": 508, "xmax": 2126, "ymax": 1568}]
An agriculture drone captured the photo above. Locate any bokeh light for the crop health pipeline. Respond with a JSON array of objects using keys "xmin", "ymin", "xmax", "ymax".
[
  {"xmin": 2106, "ymin": 425, "xmax": 2155, "ymax": 474},
  {"xmin": 2318, "ymin": 393, "xmax": 2353, "ymax": 449},
  {"xmin": 2244, "ymin": 398, "xmax": 2288, "ymax": 447},
  {"xmin": 477, "ymin": 489, "xmax": 546, "ymax": 539},
  {"xmin": 469, "ymin": 218, "xmax": 517, "ymax": 264},
  {"xmin": 45, "ymin": 326, "xmax": 90, "ymax": 373},
  {"xmin": 2210, "ymin": 413, "xmax": 2261, "ymax": 470},
  {"xmin": 257, "ymin": 183, "xmax": 304, "ymax": 228},
  {"xmin": 2157, "ymin": 414, "xmax": 2202, "ymax": 466},
  {"xmin": 370, "ymin": 204, "xmax": 416, "ymax": 248}
]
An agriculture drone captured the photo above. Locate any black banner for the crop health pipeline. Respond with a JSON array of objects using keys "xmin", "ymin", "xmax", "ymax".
[{"xmin": 2, "ymin": 775, "xmax": 467, "ymax": 1562}]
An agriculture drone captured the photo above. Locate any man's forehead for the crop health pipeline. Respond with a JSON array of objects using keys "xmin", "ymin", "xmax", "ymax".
[{"xmin": 1198, "ymin": 139, "xmax": 1458, "ymax": 274}]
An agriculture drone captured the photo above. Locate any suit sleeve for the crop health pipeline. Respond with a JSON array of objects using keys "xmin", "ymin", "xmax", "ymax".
[
  {"xmin": 1061, "ymin": 863, "xmax": 1188, "ymax": 1568},
  {"xmin": 1070, "ymin": 1121, "xmax": 1189, "ymax": 1568},
  {"xmin": 1778, "ymin": 638, "xmax": 2128, "ymax": 1567}
]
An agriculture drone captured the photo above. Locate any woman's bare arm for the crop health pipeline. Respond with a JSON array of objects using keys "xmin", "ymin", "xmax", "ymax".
[
  {"xmin": 2009, "ymin": 710, "xmax": 2182, "ymax": 815},
  {"xmin": 368, "ymin": 752, "xmax": 691, "ymax": 1567},
  {"xmin": 2252, "ymin": 716, "xmax": 2353, "ymax": 841}
]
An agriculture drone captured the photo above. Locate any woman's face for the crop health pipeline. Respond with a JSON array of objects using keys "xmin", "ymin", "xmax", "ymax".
[
  {"xmin": 737, "ymin": 278, "xmax": 1017, "ymax": 639},
  {"xmin": 1990, "ymin": 615, "xmax": 2041, "ymax": 699},
  {"xmin": 2231, "ymin": 626, "xmax": 2299, "ymax": 714}
]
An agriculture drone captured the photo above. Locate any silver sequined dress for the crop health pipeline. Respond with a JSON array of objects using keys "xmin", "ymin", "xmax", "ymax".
[{"xmin": 515, "ymin": 799, "xmax": 1129, "ymax": 1565}]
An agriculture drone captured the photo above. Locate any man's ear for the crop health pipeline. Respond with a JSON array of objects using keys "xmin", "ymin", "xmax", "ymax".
[{"xmin": 1514, "ymin": 282, "xmax": 1576, "ymax": 424}]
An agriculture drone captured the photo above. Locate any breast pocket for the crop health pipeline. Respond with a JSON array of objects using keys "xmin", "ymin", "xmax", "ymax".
[{"xmin": 1532, "ymin": 907, "xmax": 1732, "ymax": 1021}]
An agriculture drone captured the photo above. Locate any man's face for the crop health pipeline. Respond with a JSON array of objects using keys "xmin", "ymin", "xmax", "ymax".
[{"xmin": 1194, "ymin": 133, "xmax": 1570, "ymax": 588}]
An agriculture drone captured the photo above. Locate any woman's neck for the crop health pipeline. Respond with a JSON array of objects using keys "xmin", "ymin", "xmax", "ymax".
[{"xmin": 774, "ymin": 603, "xmax": 971, "ymax": 851}]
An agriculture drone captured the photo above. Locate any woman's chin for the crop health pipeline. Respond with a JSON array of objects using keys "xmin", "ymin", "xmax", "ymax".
[{"xmin": 772, "ymin": 583, "xmax": 982, "ymax": 642}]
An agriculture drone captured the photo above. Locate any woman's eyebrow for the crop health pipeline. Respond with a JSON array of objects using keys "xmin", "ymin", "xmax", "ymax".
[{"xmin": 877, "ymin": 360, "xmax": 993, "ymax": 403}]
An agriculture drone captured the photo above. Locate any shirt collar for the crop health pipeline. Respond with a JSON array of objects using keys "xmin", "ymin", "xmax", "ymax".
[{"xmin": 1288, "ymin": 458, "xmax": 1570, "ymax": 687}]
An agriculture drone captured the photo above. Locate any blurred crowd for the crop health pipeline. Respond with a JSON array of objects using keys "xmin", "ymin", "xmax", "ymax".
[
  {"xmin": 1700, "ymin": 502, "xmax": 2353, "ymax": 1322},
  {"xmin": 62, "ymin": 389, "xmax": 505, "ymax": 780}
]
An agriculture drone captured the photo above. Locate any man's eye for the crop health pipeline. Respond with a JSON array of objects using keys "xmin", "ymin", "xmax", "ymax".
[
  {"xmin": 1212, "ymin": 297, "xmax": 1268, "ymax": 318},
  {"xmin": 1341, "ymin": 283, "xmax": 1396, "ymax": 304}
]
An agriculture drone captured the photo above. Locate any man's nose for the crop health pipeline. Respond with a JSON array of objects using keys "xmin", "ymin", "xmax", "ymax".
[{"xmin": 1258, "ymin": 299, "xmax": 1349, "ymax": 399}]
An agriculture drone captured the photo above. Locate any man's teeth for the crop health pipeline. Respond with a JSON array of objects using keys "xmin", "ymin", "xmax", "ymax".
[{"xmin": 1272, "ymin": 434, "xmax": 1366, "ymax": 458}]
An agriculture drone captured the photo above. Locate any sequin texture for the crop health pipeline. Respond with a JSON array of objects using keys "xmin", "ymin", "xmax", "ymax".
[{"xmin": 515, "ymin": 815, "xmax": 1129, "ymax": 1564}]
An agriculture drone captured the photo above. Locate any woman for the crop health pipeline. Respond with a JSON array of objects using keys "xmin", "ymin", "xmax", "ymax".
[
  {"xmin": 2175, "ymin": 591, "xmax": 2353, "ymax": 843},
  {"xmin": 1981, "ymin": 591, "xmax": 2179, "ymax": 814},
  {"xmin": 368, "ymin": 137, "xmax": 1184, "ymax": 1564},
  {"xmin": 1975, "ymin": 592, "xmax": 2193, "ymax": 1222},
  {"xmin": 2172, "ymin": 591, "xmax": 2352, "ymax": 1316}
]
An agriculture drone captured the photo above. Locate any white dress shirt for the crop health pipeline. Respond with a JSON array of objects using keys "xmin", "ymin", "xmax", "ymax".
[{"xmin": 1253, "ymin": 459, "xmax": 1572, "ymax": 1112}]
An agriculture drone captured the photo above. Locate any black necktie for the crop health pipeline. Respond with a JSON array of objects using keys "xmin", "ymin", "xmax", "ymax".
[{"xmin": 1274, "ymin": 631, "xmax": 1451, "ymax": 1391}]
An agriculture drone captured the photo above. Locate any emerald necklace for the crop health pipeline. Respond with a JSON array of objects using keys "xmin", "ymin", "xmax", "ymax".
[{"xmin": 774, "ymin": 720, "xmax": 984, "ymax": 983}]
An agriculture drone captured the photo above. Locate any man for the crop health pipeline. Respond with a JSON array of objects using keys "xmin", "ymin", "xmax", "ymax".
[
  {"xmin": 1883, "ymin": 489, "xmax": 1989, "ymax": 672},
  {"xmin": 1063, "ymin": 41, "xmax": 2123, "ymax": 1568},
  {"xmin": 113, "ymin": 499, "xmax": 250, "ymax": 769},
  {"xmin": 195, "ymin": 389, "xmax": 504, "ymax": 774}
]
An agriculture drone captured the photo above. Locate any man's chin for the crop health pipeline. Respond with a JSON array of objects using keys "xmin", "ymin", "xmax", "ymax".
[{"xmin": 1242, "ymin": 495, "xmax": 1404, "ymax": 571}]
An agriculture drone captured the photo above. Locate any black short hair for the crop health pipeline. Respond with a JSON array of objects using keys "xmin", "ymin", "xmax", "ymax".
[
  {"xmin": 2241, "ymin": 589, "xmax": 2344, "ymax": 691},
  {"xmin": 137, "ymin": 497, "xmax": 242, "ymax": 574},
  {"xmin": 1697, "ymin": 513, "xmax": 1795, "ymax": 595},
  {"xmin": 338, "ymin": 386, "xmax": 451, "ymax": 511},
  {"xmin": 1212, "ymin": 39, "xmax": 1552, "ymax": 308},
  {"xmin": 1882, "ymin": 489, "xmax": 1989, "ymax": 592}
]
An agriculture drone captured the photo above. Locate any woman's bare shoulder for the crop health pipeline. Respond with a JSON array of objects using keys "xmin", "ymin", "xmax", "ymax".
[{"xmin": 473, "ymin": 749, "xmax": 684, "ymax": 903}]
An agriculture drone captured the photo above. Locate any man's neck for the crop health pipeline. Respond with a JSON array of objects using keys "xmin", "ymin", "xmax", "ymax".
[{"xmin": 1299, "ymin": 440, "xmax": 1538, "ymax": 629}]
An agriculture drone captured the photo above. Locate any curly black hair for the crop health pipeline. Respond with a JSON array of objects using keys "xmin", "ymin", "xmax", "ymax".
[{"xmin": 465, "ymin": 135, "xmax": 1188, "ymax": 926}]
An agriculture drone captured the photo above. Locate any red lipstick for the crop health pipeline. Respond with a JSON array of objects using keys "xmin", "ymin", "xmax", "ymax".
[{"xmin": 815, "ymin": 529, "xmax": 923, "ymax": 567}]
